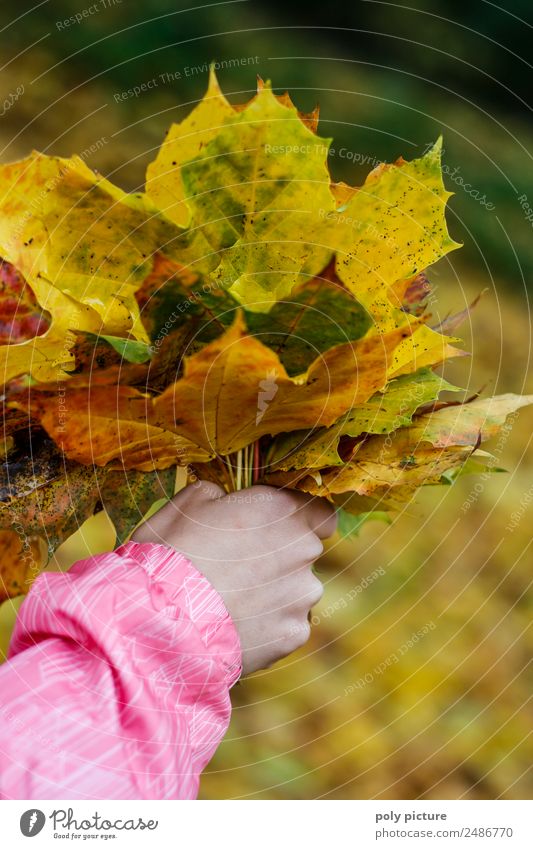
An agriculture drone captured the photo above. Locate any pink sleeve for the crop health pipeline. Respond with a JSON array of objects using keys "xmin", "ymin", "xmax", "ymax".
[{"xmin": 0, "ymin": 541, "xmax": 242, "ymax": 800}]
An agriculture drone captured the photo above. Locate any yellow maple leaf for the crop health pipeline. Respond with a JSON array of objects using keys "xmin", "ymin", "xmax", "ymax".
[
  {"xmin": 146, "ymin": 75, "xmax": 335, "ymax": 311},
  {"xmin": 146, "ymin": 69, "xmax": 236, "ymax": 228},
  {"xmin": 0, "ymin": 152, "xmax": 181, "ymax": 345},
  {"xmin": 0, "ymin": 277, "xmax": 102, "ymax": 384},
  {"xmin": 331, "ymin": 140, "xmax": 462, "ymax": 329}
]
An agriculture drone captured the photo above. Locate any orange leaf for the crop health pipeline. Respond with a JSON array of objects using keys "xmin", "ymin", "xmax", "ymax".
[
  {"xmin": 10, "ymin": 385, "xmax": 209, "ymax": 470},
  {"xmin": 151, "ymin": 313, "xmax": 416, "ymax": 456}
]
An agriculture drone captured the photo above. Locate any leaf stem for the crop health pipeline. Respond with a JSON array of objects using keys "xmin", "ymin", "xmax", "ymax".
[
  {"xmin": 225, "ymin": 443, "xmax": 260, "ymax": 491},
  {"xmin": 221, "ymin": 454, "xmax": 237, "ymax": 492},
  {"xmin": 253, "ymin": 440, "xmax": 261, "ymax": 484},
  {"xmin": 249, "ymin": 443, "xmax": 254, "ymax": 487},
  {"xmin": 235, "ymin": 448, "xmax": 243, "ymax": 491}
]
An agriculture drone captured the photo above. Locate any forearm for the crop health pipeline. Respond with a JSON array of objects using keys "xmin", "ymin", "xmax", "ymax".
[{"xmin": 0, "ymin": 541, "xmax": 241, "ymax": 799}]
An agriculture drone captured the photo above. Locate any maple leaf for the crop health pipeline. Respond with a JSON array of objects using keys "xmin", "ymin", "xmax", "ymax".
[
  {"xmin": 146, "ymin": 76, "xmax": 335, "ymax": 312},
  {"xmin": 385, "ymin": 321, "xmax": 469, "ymax": 379},
  {"xmin": 0, "ymin": 437, "xmax": 101, "ymax": 600},
  {"xmin": 8, "ymin": 385, "xmax": 210, "ymax": 471},
  {"xmin": 149, "ymin": 312, "xmax": 416, "ymax": 457},
  {"xmin": 0, "ymin": 437, "xmax": 100, "ymax": 545},
  {"xmin": 11, "ymin": 313, "xmax": 416, "ymax": 468},
  {"xmin": 145, "ymin": 69, "xmax": 237, "ymax": 229},
  {"xmin": 0, "ymin": 71, "xmax": 531, "ymax": 561},
  {"xmin": 134, "ymin": 252, "xmax": 237, "ymax": 356},
  {"xmin": 314, "ymin": 443, "xmax": 476, "ymax": 497},
  {"xmin": 0, "ymin": 152, "xmax": 184, "ymax": 383},
  {"xmin": 264, "ymin": 394, "xmax": 529, "ymax": 507},
  {"xmin": 268, "ymin": 367, "xmax": 464, "ymax": 471},
  {"xmin": 331, "ymin": 140, "xmax": 462, "ymax": 330},
  {"xmin": 405, "ymin": 392, "xmax": 533, "ymax": 446},
  {"xmin": 95, "ymin": 466, "xmax": 176, "ymax": 544},
  {"xmin": 0, "ymin": 268, "xmax": 101, "ymax": 384},
  {"xmin": 398, "ymin": 271, "xmax": 432, "ymax": 314},
  {"xmin": 264, "ymin": 440, "xmax": 475, "ymax": 499},
  {"xmin": 136, "ymin": 255, "xmax": 373, "ymax": 379},
  {"xmin": 146, "ymin": 69, "xmax": 321, "ymax": 231},
  {"xmin": 321, "ymin": 141, "xmax": 468, "ymax": 380},
  {"xmin": 244, "ymin": 261, "xmax": 373, "ymax": 376},
  {"xmin": 0, "ymin": 530, "xmax": 44, "ymax": 603}
]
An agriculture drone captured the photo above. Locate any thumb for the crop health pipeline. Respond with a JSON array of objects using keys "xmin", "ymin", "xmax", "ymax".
[
  {"xmin": 173, "ymin": 479, "xmax": 226, "ymax": 506},
  {"xmin": 132, "ymin": 479, "xmax": 226, "ymax": 544}
]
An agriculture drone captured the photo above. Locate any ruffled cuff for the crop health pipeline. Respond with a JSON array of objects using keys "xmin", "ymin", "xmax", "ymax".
[{"xmin": 115, "ymin": 541, "xmax": 242, "ymax": 687}]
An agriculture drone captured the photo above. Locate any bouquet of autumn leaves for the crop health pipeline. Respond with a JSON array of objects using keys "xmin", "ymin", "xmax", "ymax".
[{"xmin": 0, "ymin": 71, "xmax": 531, "ymax": 602}]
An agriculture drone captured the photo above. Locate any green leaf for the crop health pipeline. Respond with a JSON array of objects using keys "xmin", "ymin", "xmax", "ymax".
[
  {"xmin": 75, "ymin": 332, "xmax": 153, "ymax": 366},
  {"xmin": 327, "ymin": 368, "xmax": 463, "ymax": 445},
  {"xmin": 155, "ymin": 81, "xmax": 336, "ymax": 311},
  {"xmin": 99, "ymin": 467, "xmax": 176, "ymax": 544},
  {"xmin": 337, "ymin": 507, "xmax": 392, "ymax": 537},
  {"xmin": 246, "ymin": 266, "xmax": 372, "ymax": 376},
  {"xmin": 134, "ymin": 254, "xmax": 237, "ymax": 346},
  {"xmin": 439, "ymin": 450, "xmax": 507, "ymax": 483},
  {"xmin": 99, "ymin": 335, "xmax": 153, "ymax": 364}
]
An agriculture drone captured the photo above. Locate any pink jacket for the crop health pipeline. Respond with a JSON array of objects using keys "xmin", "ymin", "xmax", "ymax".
[{"xmin": 0, "ymin": 541, "xmax": 242, "ymax": 799}]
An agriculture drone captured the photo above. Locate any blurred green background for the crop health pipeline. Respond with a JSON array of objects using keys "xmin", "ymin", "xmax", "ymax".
[{"xmin": 0, "ymin": 0, "xmax": 531, "ymax": 799}]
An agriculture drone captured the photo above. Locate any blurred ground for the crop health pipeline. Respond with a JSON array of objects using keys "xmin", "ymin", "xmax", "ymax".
[{"xmin": 0, "ymin": 0, "xmax": 531, "ymax": 799}]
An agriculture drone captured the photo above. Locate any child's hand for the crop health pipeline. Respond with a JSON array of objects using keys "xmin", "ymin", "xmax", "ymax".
[{"xmin": 132, "ymin": 481, "xmax": 337, "ymax": 674}]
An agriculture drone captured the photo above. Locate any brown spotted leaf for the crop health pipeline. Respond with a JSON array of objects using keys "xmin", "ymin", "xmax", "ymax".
[
  {"xmin": 0, "ymin": 437, "xmax": 180, "ymax": 597},
  {"xmin": 99, "ymin": 467, "xmax": 176, "ymax": 544}
]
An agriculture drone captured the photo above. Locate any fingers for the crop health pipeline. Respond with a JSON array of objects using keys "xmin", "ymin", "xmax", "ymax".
[
  {"xmin": 279, "ymin": 563, "xmax": 324, "ymax": 615},
  {"xmin": 298, "ymin": 532, "xmax": 324, "ymax": 564},
  {"xmin": 289, "ymin": 490, "xmax": 338, "ymax": 539},
  {"xmin": 281, "ymin": 573, "xmax": 323, "ymax": 656},
  {"xmin": 309, "ymin": 499, "xmax": 338, "ymax": 539},
  {"xmin": 301, "ymin": 572, "xmax": 324, "ymax": 609},
  {"xmin": 173, "ymin": 481, "xmax": 337, "ymax": 542},
  {"xmin": 240, "ymin": 485, "xmax": 338, "ymax": 539}
]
